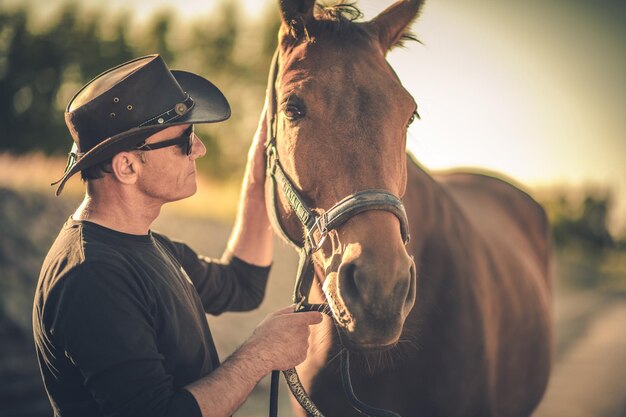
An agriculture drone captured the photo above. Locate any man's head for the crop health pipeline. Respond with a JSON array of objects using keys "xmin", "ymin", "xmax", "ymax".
[
  {"xmin": 53, "ymin": 54, "xmax": 230, "ymax": 196},
  {"xmin": 82, "ymin": 123, "xmax": 207, "ymax": 203}
]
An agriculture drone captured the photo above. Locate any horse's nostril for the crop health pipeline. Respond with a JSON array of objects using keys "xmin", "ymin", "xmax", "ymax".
[
  {"xmin": 405, "ymin": 262, "xmax": 417, "ymax": 310},
  {"xmin": 338, "ymin": 262, "xmax": 359, "ymax": 303}
]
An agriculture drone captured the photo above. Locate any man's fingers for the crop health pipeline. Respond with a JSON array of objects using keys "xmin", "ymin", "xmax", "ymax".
[
  {"xmin": 293, "ymin": 311, "xmax": 323, "ymax": 325},
  {"xmin": 294, "ymin": 311, "xmax": 323, "ymax": 325},
  {"xmin": 271, "ymin": 307, "xmax": 323, "ymax": 324}
]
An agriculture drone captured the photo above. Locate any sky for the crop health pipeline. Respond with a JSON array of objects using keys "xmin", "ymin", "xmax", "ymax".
[
  {"xmin": 381, "ymin": 0, "xmax": 625, "ymax": 230},
  {"xmin": 5, "ymin": 0, "xmax": 626, "ymax": 230}
]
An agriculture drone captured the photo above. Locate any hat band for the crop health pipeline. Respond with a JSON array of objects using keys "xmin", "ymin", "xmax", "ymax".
[{"xmin": 139, "ymin": 93, "xmax": 195, "ymax": 127}]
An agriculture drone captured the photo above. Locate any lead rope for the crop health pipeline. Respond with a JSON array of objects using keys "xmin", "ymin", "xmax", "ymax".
[
  {"xmin": 339, "ymin": 350, "xmax": 400, "ymax": 417},
  {"xmin": 269, "ymin": 300, "xmax": 401, "ymax": 417},
  {"xmin": 269, "ymin": 301, "xmax": 328, "ymax": 417}
]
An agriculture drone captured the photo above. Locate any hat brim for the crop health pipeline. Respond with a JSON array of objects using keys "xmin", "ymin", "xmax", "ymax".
[{"xmin": 54, "ymin": 70, "xmax": 231, "ymax": 196}]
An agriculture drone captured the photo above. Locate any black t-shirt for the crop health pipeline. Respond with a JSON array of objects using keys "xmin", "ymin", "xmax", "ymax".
[{"xmin": 32, "ymin": 218, "xmax": 270, "ymax": 417}]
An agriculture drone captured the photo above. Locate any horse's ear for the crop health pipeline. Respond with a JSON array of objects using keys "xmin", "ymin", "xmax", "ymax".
[
  {"xmin": 369, "ymin": 0, "xmax": 425, "ymax": 52},
  {"xmin": 279, "ymin": 0, "xmax": 316, "ymax": 41}
]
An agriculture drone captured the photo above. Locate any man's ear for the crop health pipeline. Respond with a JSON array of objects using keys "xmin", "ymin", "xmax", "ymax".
[
  {"xmin": 110, "ymin": 152, "xmax": 141, "ymax": 185},
  {"xmin": 368, "ymin": 0, "xmax": 425, "ymax": 53}
]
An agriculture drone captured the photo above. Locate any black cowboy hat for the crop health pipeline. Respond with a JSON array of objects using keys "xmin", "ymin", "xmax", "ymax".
[{"xmin": 52, "ymin": 54, "xmax": 231, "ymax": 195}]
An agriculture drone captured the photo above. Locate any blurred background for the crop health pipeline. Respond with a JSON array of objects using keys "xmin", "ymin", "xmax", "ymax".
[{"xmin": 0, "ymin": 0, "xmax": 624, "ymax": 416}]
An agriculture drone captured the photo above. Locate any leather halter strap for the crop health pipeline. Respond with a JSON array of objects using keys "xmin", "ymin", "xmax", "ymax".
[{"xmin": 269, "ymin": 145, "xmax": 410, "ymax": 250}]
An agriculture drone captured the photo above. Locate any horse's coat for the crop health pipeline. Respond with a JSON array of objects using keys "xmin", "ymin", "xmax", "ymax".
[{"xmin": 266, "ymin": 1, "xmax": 552, "ymax": 416}]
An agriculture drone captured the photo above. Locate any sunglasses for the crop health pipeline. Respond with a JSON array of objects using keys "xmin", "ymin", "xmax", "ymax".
[{"xmin": 135, "ymin": 125, "xmax": 194, "ymax": 156}]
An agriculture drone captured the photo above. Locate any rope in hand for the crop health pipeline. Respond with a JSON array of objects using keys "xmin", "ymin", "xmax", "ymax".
[
  {"xmin": 269, "ymin": 303, "xmax": 328, "ymax": 417},
  {"xmin": 268, "ymin": 303, "xmax": 401, "ymax": 417}
]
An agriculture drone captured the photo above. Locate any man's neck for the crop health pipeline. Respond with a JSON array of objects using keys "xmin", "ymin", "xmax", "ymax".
[{"xmin": 72, "ymin": 187, "xmax": 162, "ymax": 235}]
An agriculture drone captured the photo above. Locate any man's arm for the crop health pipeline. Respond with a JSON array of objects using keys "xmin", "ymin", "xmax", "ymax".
[
  {"xmin": 185, "ymin": 306, "xmax": 322, "ymax": 417},
  {"xmin": 225, "ymin": 102, "xmax": 272, "ymax": 266}
]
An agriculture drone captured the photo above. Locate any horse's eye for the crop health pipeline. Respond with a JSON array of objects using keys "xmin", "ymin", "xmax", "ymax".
[
  {"xmin": 282, "ymin": 95, "xmax": 306, "ymax": 121},
  {"xmin": 407, "ymin": 109, "xmax": 420, "ymax": 128},
  {"xmin": 284, "ymin": 104, "xmax": 306, "ymax": 120}
]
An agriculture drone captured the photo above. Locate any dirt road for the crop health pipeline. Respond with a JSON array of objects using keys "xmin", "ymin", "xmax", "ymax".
[{"xmin": 533, "ymin": 289, "xmax": 626, "ymax": 417}]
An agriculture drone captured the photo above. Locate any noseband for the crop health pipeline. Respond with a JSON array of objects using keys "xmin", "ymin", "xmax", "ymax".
[{"xmin": 266, "ymin": 50, "xmax": 408, "ymax": 417}]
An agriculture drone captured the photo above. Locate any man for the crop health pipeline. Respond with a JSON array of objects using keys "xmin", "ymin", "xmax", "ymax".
[{"xmin": 32, "ymin": 54, "xmax": 322, "ymax": 417}]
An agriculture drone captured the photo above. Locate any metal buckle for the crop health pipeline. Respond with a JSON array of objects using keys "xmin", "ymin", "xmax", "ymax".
[
  {"xmin": 295, "ymin": 296, "xmax": 307, "ymax": 311},
  {"xmin": 306, "ymin": 215, "xmax": 328, "ymax": 253},
  {"xmin": 267, "ymin": 145, "xmax": 278, "ymax": 175}
]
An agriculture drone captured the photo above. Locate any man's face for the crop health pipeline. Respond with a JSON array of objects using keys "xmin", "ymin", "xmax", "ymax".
[{"xmin": 135, "ymin": 124, "xmax": 206, "ymax": 203}]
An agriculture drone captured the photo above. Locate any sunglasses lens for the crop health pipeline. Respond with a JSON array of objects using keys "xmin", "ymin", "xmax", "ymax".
[
  {"xmin": 177, "ymin": 126, "xmax": 193, "ymax": 155},
  {"xmin": 186, "ymin": 128, "xmax": 194, "ymax": 155}
]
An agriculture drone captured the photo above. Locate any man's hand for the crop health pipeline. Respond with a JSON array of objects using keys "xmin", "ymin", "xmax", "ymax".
[
  {"xmin": 245, "ymin": 305, "xmax": 324, "ymax": 371},
  {"xmin": 185, "ymin": 305, "xmax": 322, "ymax": 417},
  {"xmin": 245, "ymin": 99, "xmax": 268, "ymax": 198}
]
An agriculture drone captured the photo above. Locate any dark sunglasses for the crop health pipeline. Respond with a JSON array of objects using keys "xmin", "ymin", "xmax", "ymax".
[{"xmin": 135, "ymin": 125, "xmax": 194, "ymax": 156}]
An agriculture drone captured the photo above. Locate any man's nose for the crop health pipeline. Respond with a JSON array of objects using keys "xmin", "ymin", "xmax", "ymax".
[{"xmin": 191, "ymin": 134, "xmax": 207, "ymax": 159}]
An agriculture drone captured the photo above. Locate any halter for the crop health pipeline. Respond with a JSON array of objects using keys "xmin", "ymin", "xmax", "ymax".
[{"xmin": 266, "ymin": 49, "xmax": 408, "ymax": 417}]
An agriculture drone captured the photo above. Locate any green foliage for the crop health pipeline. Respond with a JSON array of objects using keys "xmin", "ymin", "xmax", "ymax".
[
  {"xmin": 0, "ymin": 1, "xmax": 280, "ymax": 180},
  {"xmin": 547, "ymin": 191, "xmax": 615, "ymax": 250},
  {"xmin": 197, "ymin": 1, "xmax": 239, "ymax": 72},
  {"xmin": 541, "ymin": 189, "xmax": 626, "ymax": 292},
  {"xmin": 144, "ymin": 12, "xmax": 175, "ymax": 64},
  {"xmin": 0, "ymin": 187, "xmax": 78, "ymax": 331}
]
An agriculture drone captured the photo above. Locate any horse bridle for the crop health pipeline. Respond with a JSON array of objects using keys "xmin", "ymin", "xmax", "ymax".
[{"xmin": 266, "ymin": 49, "xmax": 409, "ymax": 417}]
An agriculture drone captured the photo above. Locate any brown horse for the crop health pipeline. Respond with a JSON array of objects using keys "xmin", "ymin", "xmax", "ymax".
[{"xmin": 265, "ymin": 1, "xmax": 552, "ymax": 416}]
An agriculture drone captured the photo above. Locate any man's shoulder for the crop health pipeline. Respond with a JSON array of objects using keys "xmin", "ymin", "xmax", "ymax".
[
  {"xmin": 37, "ymin": 220, "xmax": 140, "ymax": 302},
  {"xmin": 39, "ymin": 219, "xmax": 88, "ymax": 284},
  {"xmin": 151, "ymin": 230, "xmax": 174, "ymax": 246},
  {"xmin": 151, "ymin": 230, "xmax": 190, "ymax": 261},
  {"xmin": 42, "ymin": 218, "xmax": 127, "ymax": 271}
]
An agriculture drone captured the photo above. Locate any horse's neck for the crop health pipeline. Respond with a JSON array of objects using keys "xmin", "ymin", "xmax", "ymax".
[
  {"xmin": 403, "ymin": 156, "xmax": 483, "ymax": 319},
  {"xmin": 403, "ymin": 155, "xmax": 468, "ymax": 252}
]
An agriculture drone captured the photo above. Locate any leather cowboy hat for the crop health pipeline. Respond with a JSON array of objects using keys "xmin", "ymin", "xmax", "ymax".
[{"xmin": 52, "ymin": 54, "xmax": 231, "ymax": 195}]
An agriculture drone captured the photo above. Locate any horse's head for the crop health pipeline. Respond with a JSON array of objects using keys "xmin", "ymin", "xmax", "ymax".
[{"xmin": 266, "ymin": 0, "xmax": 424, "ymax": 351}]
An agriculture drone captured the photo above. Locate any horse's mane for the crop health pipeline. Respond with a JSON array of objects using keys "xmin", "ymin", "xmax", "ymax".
[{"xmin": 312, "ymin": 2, "xmax": 419, "ymax": 47}]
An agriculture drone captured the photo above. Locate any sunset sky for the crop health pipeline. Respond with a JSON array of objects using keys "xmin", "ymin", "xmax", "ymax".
[{"xmin": 5, "ymin": 0, "xmax": 625, "ymax": 229}]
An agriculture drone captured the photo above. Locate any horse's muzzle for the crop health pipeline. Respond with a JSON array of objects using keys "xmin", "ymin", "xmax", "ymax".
[{"xmin": 328, "ymin": 251, "xmax": 416, "ymax": 349}]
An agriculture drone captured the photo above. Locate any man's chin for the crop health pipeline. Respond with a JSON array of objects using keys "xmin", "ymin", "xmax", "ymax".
[
  {"xmin": 181, "ymin": 185, "xmax": 197, "ymax": 200},
  {"xmin": 165, "ymin": 184, "xmax": 197, "ymax": 204}
]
